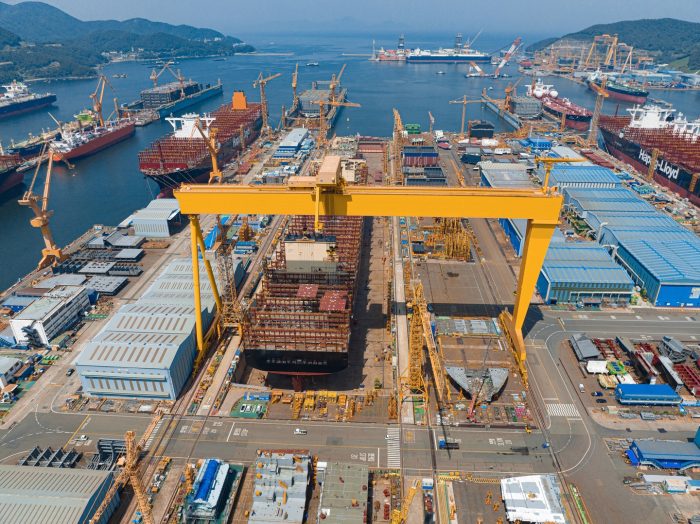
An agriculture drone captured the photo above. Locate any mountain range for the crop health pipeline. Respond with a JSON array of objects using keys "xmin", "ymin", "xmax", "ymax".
[{"xmin": 0, "ymin": 1, "xmax": 254, "ymax": 83}]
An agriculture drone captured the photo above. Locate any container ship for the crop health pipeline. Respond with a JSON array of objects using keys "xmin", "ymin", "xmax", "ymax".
[
  {"xmin": 586, "ymin": 72, "xmax": 648, "ymax": 104},
  {"xmin": 0, "ymin": 81, "xmax": 56, "ymax": 119},
  {"xmin": 406, "ymin": 33, "xmax": 491, "ymax": 63},
  {"xmin": 0, "ymin": 154, "xmax": 23, "ymax": 195},
  {"xmin": 528, "ymin": 81, "xmax": 592, "ymax": 131},
  {"xmin": 50, "ymin": 116, "xmax": 135, "ymax": 161},
  {"xmin": 138, "ymin": 91, "xmax": 262, "ymax": 197},
  {"xmin": 599, "ymin": 105, "xmax": 700, "ymax": 206},
  {"xmin": 243, "ymin": 209, "xmax": 363, "ymax": 391},
  {"xmin": 126, "ymin": 79, "xmax": 223, "ymax": 118}
]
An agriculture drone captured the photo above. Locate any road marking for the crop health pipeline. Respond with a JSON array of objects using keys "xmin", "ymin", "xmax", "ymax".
[
  {"xmin": 143, "ymin": 418, "xmax": 164, "ymax": 451},
  {"xmin": 686, "ymin": 317, "xmax": 694, "ymax": 322},
  {"xmin": 543, "ymin": 398, "xmax": 559, "ymax": 401},
  {"xmin": 692, "ymin": 336, "xmax": 697, "ymax": 341},
  {"xmin": 636, "ymin": 316, "xmax": 643, "ymax": 320},
  {"xmin": 65, "ymin": 415, "xmax": 90, "ymax": 447},
  {"xmin": 610, "ymin": 315, "xmax": 616, "ymax": 319},
  {"xmin": 658, "ymin": 315, "xmax": 665, "ymax": 320},
  {"xmin": 386, "ymin": 428, "xmax": 401, "ymax": 469},
  {"xmin": 546, "ymin": 403, "xmax": 580, "ymax": 418}
]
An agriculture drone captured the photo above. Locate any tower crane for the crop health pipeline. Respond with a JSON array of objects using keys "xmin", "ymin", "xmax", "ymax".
[
  {"xmin": 18, "ymin": 143, "xmax": 72, "ymax": 269},
  {"xmin": 587, "ymin": 76, "xmax": 608, "ymax": 147},
  {"xmin": 428, "ymin": 111, "xmax": 434, "ymax": 140},
  {"xmin": 390, "ymin": 478, "xmax": 420, "ymax": 524},
  {"xmin": 309, "ymin": 97, "xmax": 360, "ymax": 152},
  {"xmin": 392, "ymin": 109, "xmax": 405, "ymax": 185},
  {"xmin": 449, "ymin": 95, "xmax": 482, "ymax": 137},
  {"xmin": 493, "ymin": 37, "xmax": 521, "ymax": 77},
  {"xmin": 503, "ymin": 75, "xmax": 525, "ymax": 112},
  {"xmin": 329, "ymin": 63, "xmax": 346, "ymax": 103},
  {"xmin": 149, "ymin": 60, "xmax": 174, "ymax": 87},
  {"xmin": 90, "ymin": 74, "xmax": 115, "ymax": 127},
  {"xmin": 189, "ymin": 117, "xmax": 222, "ymax": 184},
  {"xmin": 253, "ymin": 71, "xmax": 281, "ymax": 134},
  {"xmin": 291, "ymin": 63, "xmax": 299, "ymax": 112}
]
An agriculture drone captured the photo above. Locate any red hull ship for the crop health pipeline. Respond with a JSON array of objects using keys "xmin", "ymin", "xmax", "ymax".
[
  {"xmin": 528, "ymin": 81, "xmax": 593, "ymax": 131},
  {"xmin": 0, "ymin": 154, "xmax": 23, "ymax": 195},
  {"xmin": 51, "ymin": 120, "xmax": 135, "ymax": 160}
]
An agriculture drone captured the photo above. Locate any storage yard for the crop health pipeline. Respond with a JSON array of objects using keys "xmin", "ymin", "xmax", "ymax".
[{"xmin": 2, "ymin": 55, "xmax": 700, "ymax": 524}]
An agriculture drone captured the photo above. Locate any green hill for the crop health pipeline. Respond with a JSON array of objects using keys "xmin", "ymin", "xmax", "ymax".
[
  {"xmin": 0, "ymin": 1, "xmax": 244, "ymax": 43},
  {"xmin": 528, "ymin": 18, "xmax": 700, "ymax": 69},
  {"xmin": 0, "ymin": 24, "xmax": 20, "ymax": 46}
]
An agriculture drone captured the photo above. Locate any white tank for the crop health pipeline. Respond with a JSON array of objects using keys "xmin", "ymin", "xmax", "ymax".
[
  {"xmin": 533, "ymin": 88, "xmax": 544, "ymax": 99},
  {"xmin": 549, "ymin": 89, "xmax": 559, "ymax": 99}
]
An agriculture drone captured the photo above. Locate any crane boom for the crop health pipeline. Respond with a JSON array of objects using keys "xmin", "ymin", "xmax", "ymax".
[
  {"xmin": 330, "ymin": 63, "xmax": 346, "ymax": 102},
  {"xmin": 309, "ymin": 97, "xmax": 360, "ymax": 153},
  {"xmin": 254, "ymin": 72, "xmax": 281, "ymax": 134},
  {"xmin": 494, "ymin": 37, "xmax": 521, "ymax": 77},
  {"xmin": 90, "ymin": 74, "xmax": 115, "ymax": 127}
]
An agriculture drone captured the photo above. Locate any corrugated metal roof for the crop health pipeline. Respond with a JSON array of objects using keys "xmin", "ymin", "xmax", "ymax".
[
  {"xmin": 543, "ymin": 244, "xmax": 634, "ymax": 286},
  {"xmin": 604, "ymin": 227, "xmax": 698, "ymax": 246},
  {"xmin": 146, "ymin": 198, "xmax": 180, "ymax": 211},
  {"xmin": 482, "ymin": 169, "xmax": 536, "ymax": 189},
  {"xmin": 105, "ymin": 312, "xmax": 195, "ymax": 334},
  {"xmin": 589, "ymin": 213, "xmax": 682, "ymax": 229},
  {"xmin": 0, "ymin": 465, "xmax": 113, "ymax": 524},
  {"xmin": 133, "ymin": 209, "xmax": 177, "ymax": 221},
  {"xmin": 78, "ymin": 334, "xmax": 190, "ymax": 368},
  {"xmin": 548, "ymin": 165, "xmax": 621, "ymax": 185},
  {"xmin": 564, "ymin": 187, "xmax": 644, "ymax": 202},
  {"xmin": 618, "ymin": 240, "xmax": 700, "ymax": 283},
  {"xmin": 479, "ymin": 161, "xmax": 528, "ymax": 171}
]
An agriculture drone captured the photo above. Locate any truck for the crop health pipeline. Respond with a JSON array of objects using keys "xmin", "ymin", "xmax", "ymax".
[{"xmin": 438, "ymin": 437, "xmax": 459, "ymax": 450}]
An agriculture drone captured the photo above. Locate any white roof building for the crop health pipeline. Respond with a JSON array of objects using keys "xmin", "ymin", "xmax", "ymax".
[{"xmin": 500, "ymin": 475, "xmax": 568, "ymax": 524}]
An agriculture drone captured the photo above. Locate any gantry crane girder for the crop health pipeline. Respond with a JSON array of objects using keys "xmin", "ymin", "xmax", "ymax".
[{"xmin": 174, "ymin": 167, "xmax": 565, "ymax": 382}]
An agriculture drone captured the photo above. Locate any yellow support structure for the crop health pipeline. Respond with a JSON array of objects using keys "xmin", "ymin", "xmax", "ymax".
[{"xmin": 175, "ymin": 165, "xmax": 563, "ymax": 384}]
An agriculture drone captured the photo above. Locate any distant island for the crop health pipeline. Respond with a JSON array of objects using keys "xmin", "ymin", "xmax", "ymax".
[
  {"xmin": 527, "ymin": 18, "xmax": 700, "ymax": 73},
  {"xmin": 0, "ymin": 1, "xmax": 255, "ymax": 83}
]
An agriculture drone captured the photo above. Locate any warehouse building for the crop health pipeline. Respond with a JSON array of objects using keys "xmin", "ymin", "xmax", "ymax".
[
  {"xmin": 544, "ymin": 165, "xmax": 621, "ymax": 189},
  {"xmin": 614, "ymin": 239, "xmax": 700, "ymax": 307},
  {"xmin": 615, "ymin": 383, "xmax": 682, "ymax": 405},
  {"xmin": 274, "ymin": 128, "xmax": 309, "ymax": 158},
  {"xmin": 500, "ymin": 218, "xmax": 566, "ymax": 257},
  {"xmin": 598, "ymin": 220, "xmax": 696, "ymax": 247},
  {"xmin": 250, "ymin": 451, "xmax": 310, "ymax": 524},
  {"xmin": 563, "ymin": 188, "xmax": 656, "ymax": 218},
  {"xmin": 0, "ymin": 465, "xmax": 118, "ymax": 524},
  {"xmin": 132, "ymin": 199, "xmax": 182, "ymax": 238},
  {"xmin": 629, "ymin": 438, "xmax": 700, "ymax": 471},
  {"xmin": 500, "ymin": 475, "xmax": 567, "ymax": 524},
  {"xmin": 73, "ymin": 258, "xmax": 219, "ymax": 400},
  {"xmin": 537, "ymin": 244, "xmax": 634, "ymax": 305},
  {"xmin": 10, "ymin": 286, "xmax": 90, "ymax": 346}
]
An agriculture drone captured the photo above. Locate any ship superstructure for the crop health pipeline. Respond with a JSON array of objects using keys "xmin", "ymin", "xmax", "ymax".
[
  {"xmin": 599, "ymin": 105, "xmax": 700, "ymax": 206},
  {"xmin": 138, "ymin": 91, "xmax": 262, "ymax": 197},
  {"xmin": 407, "ymin": 33, "xmax": 491, "ymax": 63}
]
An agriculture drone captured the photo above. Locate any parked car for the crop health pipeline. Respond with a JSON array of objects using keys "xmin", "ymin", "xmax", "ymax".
[
  {"xmin": 591, "ymin": 391, "xmax": 603, "ymax": 397},
  {"xmin": 245, "ymin": 405, "xmax": 253, "ymax": 413},
  {"xmin": 66, "ymin": 368, "xmax": 74, "ymax": 376},
  {"xmin": 78, "ymin": 435, "xmax": 88, "ymax": 441},
  {"xmin": 596, "ymin": 399, "xmax": 607, "ymax": 404},
  {"xmin": 239, "ymin": 404, "xmax": 247, "ymax": 413},
  {"xmin": 294, "ymin": 428, "xmax": 307, "ymax": 435}
]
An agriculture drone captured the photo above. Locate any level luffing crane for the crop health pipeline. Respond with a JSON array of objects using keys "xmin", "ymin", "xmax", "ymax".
[
  {"xmin": 18, "ymin": 143, "xmax": 73, "ymax": 269},
  {"xmin": 309, "ymin": 96, "xmax": 360, "ymax": 152},
  {"xmin": 503, "ymin": 74, "xmax": 525, "ymax": 112},
  {"xmin": 493, "ymin": 37, "xmax": 521, "ymax": 78},
  {"xmin": 587, "ymin": 76, "xmax": 608, "ymax": 147},
  {"xmin": 90, "ymin": 74, "xmax": 115, "ymax": 127},
  {"xmin": 291, "ymin": 62, "xmax": 299, "ymax": 112},
  {"xmin": 149, "ymin": 60, "xmax": 174, "ymax": 87},
  {"xmin": 253, "ymin": 71, "xmax": 281, "ymax": 134},
  {"xmin": 329, "ymin": 63, "xmax": 346, "ymax": 103},
  {"xmin": 449, "ymin": 95, "xmax": 482, "ymax": 138}
]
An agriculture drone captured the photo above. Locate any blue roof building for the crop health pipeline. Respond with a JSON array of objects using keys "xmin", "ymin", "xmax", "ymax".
[
  {"xmin": 537, "ymin": 244, "xmax": 634, "ymax": 305},
  {"xmin": 499, "ymin": 218, "xmax": 565, "ymax": 258},
  {"xmin": 615, "ymin": 240, "xmax": 700, "ymax": 307},
  {"xmin": 630, "ymin": 440, "xmax": 700, "ymax": 471},
  {"xmin": 546, "ymin": 166, "xmax": 621, "ymax": 189},
  {"xmin": 274, "ymin": 128, "xmax": 309, "ymax": 158},
  {"xmin": 598, "ymin": 218, "xmax": 695, "ymax": 247},
  {"xmin": 564, "ymin": 188, "xmax": 656, "ymax": 218},
  {"xmin": 615, "ymin": 383, "xmax": 682, "ymax": 405}
]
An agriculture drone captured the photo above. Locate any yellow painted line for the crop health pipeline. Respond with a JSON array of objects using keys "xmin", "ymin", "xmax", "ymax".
[
  {"xmin": 65, "ymin": 415, "xmax": 90, "ymax": 447},
  {"xmin": 558, "ymin": 318, "xmax": 566, "ymax": 331}
]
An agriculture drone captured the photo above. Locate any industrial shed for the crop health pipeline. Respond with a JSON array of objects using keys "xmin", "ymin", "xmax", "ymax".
[
  {"xmin": 615, "ymin": 383, "xmax": 682, "ymax": 405},
  {"xmin": 629, "ymin": 439, "xmax": 700, "ymax": 471},
  {"xmin": 0, "ymin": 465, "xmax": 118, "ymax": 524},
  {"xmin": 499, "ymin": 219, "xmax": 565, "ymax": 258},
  {"xmin": 598, "ymin": 220, "xmax": 696, "ymax": 247},
  {"xmin": 563, "ymin": 188, "xmax": 655, "ymax": 218},
  {"xmin": 545, "ymin": 165, "xmax": 621, "ymax": 189},
  {"xmin": 536, "ymin": 244, "xmax": 634, "ymax": 305},
  {"xmin": 133, "ymin": 198, "xmax": 182, "ymax": 238},
  {"xmin": 615, "ymin": 240, "xmax": 700, "ymax": 308}
]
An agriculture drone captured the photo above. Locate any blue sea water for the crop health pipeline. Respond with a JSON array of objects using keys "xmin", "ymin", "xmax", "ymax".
[{"xmin": 1, "ymin": 33, "xmax": 699, "ymax": 291}]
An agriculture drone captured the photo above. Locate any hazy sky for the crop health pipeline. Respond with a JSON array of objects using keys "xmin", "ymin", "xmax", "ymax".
[{"xmin": 5, "ymin": 0, "xmax": 700, "ymax": 37}]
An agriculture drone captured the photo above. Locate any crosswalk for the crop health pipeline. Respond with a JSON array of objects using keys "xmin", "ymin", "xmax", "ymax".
[
  {"xmin": 546, "ymin": 403, "xmax": 580, "ymax": 418},
  {"xmin": 386, "ymin": 428, "xmax": 401, "ymax": 469},
  {"xmin": 143, "ymin": 418, "xmax": 164, "ymax": 451}
]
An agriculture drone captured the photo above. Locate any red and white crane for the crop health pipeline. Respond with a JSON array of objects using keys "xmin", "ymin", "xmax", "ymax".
[{"xmin": 493, "ymin": 37, "xmax": 521, "ymax": 77}]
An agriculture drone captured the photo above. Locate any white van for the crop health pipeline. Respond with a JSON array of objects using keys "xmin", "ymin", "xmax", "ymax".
[
  {"xmin": 294, "ymin": 428, "xmax": 307, "ymax": 435},
  {"xmin": 578, "ymin": 384, "xmax": 585, "ymax": 393}
]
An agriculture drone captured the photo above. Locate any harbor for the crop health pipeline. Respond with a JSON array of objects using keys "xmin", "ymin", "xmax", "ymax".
[{"xmin": 2, "ymin": 11, "xmax": 700, "ymax": 524}]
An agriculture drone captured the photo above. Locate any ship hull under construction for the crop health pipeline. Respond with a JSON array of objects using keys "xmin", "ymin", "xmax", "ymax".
[
  {"xmin": 243, "ymin": 215, "xmax": 363, "ymax": 390},
  {"xmin": 587, "ymin": 80, "xmax": 648, "ymax": 104},
  {"xmin": 600, "ymin": 126, "xmax": 700, "ymax": 207}
]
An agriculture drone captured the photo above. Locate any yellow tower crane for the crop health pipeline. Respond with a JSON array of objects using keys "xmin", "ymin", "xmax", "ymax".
[
  {"xmin": 90, "ymin": 74, "xmax": 115, "ymax": 127},
  {"xmin": 587, "ymin": 76, "xmax": 608, "ymax": 147},
  {"xmin": 428, "ymin": 111, "xmax": 434, "ymax": 141},
  {"xmin": 291, "ymin": 63, "xmax": 299, "ymax": 112},
  {"xmin": 309, "ymin": 97, "xmax": 360, "ymax": 152},
  {"xmin": 149, "ymin": 60, "xmax": 174, "ymax": 87},
  {"xmin": 18, "ymin": 144, "xmax": 72, "ymax": 269},
  {"xmin": 330, "ymin": 63, "xmax": 346, "ymax": 103},
  {"xmin": 392, "ymin": 109, "xmax": 405, "ymax": 185},
  {"xmin": 503, "ymin": 75, "xmax": 525, "ymax": 113},
  {"xmin": 390, "ymin": 478, "xmax": 420, "ymax": 524},
  {"xmin": 449, "ymin": 95, "xmax": 482, "ymax": 138},
  {"xmin": 190, "ymin": 117, "xmax": 222, "ymax": 184},
  {"xmin": 253, "ymin": 71, "xmax": 281, "ymax": 134}
]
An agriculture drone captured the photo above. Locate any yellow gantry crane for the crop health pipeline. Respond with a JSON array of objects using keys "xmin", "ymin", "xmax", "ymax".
[
  {"xmin": 90, "ymin": 74, "xmax": 115, "ymax": 127},
  {"xmin": 18, "ymin": 144, "xmax": 72, "ymax": 269},
  {"xmin": 309, "ymin": 97, "xmax": 360, "ymax": 152},
  {"xmin": 329, "ymin": 63, "xmax": 346, "ymax": 103},
  {"xmin": 587, "ymin": 76, "xmax": 608, "ymax": 147},
  {"xmin": 449, "ymin": 95, "xmax": 482, "ymax": 137},
  {"xmin": 174, "ymin": 152, "xmax": 566, "ymax": 385},
  {"xmin": 253, "ymin": 71, "xmax": 281, "ymax": 134},
  {"xmin": 535, "ymin": 155, "xmax": 586, "ymax": 190}
]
